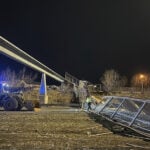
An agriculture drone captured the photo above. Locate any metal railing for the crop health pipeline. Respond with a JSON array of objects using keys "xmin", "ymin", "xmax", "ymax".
[{"xmin": 84, "ymin": 96, "xmax": 150, "ymax": 136}]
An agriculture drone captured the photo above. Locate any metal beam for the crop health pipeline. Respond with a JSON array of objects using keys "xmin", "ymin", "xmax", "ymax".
[
  {"xmin": 0, "ymin": 36, "xmax": 65, "ymax": 82},
  {"xmin": 111, "ymin": 98, "xmax": 126, "ymax": 119},
  {"xmin": 129, "ymin": 102, "xmax": 146, "ymax": 127}
]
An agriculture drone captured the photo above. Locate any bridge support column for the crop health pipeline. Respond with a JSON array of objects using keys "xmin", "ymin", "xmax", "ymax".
[{"xmin": 39, "ymin": 73, "xmax": 48, "ymax": 104}]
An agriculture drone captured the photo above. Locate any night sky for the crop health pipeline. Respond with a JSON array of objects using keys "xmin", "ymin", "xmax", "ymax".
[{"xmin": 0, "ymin": 0, "xmax": 150, "ymax": 83}]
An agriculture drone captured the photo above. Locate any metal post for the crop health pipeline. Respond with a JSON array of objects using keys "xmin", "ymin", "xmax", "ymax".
[
  {"xmin": 39, "ymin": 73, "xmax": 48, "ymax": 104},
  {"xmin": 141, "ymin": 80, "xmax": 144, "ymax": 94},
  {"xmin": 140, "ymin": 74, "xmax": 145, "ymax": 94},
  {"xmin": 129, "ymin": 102, "xmax": 146, "ymax": 127},
  {"xmin": 99, "ymin": 97, "xmax": 113, "ymax": 114},
  {"xmin": 111, "ymin": 98, "xmax": 126, "ymax": 119}
]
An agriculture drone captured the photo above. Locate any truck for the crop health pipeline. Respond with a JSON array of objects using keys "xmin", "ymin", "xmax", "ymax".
[{"xmin": 0, "ymin": 82, "xmax": 36, "ymax": 111}]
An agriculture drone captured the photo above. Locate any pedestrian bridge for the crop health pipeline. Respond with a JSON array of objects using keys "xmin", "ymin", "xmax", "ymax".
[
  {"xmin": 0, "ymin": 36, "xmax": 65, "ymax": 82},
  {"xmin": 85, "ymin": 96, "xmax": 150, "ymax": 138},
  {"xmin": 1, "ymin": 36, "xmax": 150, "ymax": 140},
  {"xmin": 0, "ymin": 36, "xmax": 66, "ymax": 104}
]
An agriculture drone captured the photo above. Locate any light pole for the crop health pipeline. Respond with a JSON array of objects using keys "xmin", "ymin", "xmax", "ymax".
[{"xmin": 140, "ymin": 74, "xmax": 144, "ymax": 94}]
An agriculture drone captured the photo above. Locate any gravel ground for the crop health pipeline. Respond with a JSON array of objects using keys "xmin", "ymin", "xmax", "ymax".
[{"xmin": 0, "ymin": 106, "xmax": 149, "ymax": 150}]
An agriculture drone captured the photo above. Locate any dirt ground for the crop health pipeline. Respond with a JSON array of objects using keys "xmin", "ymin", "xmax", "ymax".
[{"xmin": 0, "ymin": 106, "xmax": 150, "ymax": 150}]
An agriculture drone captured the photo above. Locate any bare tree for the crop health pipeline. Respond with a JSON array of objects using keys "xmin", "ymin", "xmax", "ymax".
[
  {"xmin": 0, "ymin": 67, "xmax": 37, "ymax": 87},
  {"xmin": 120, "ymin": 76, "xmax": 128, "ymax": 87},
  {"xmin": 100, "ymin": 69, "xmax": 120, "ymax": 92},
  {"xmin": 100, "ymin": 69, "xmax": 127, "ymax": 92},
  {"xmin": 18, "ymin": 67, "xmax": 37, "ymax": 85},
  {"xmin": 0, "ymin": 67, "xmax": 17, "ymax": 85}
]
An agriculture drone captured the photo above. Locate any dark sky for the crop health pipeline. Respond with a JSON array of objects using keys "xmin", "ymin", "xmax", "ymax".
[{"xmin": 0, "ymin": 0, "xmax": 150, "ymax": 83}]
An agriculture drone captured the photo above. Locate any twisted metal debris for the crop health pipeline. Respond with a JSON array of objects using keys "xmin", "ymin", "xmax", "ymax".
[{"xmin": 84, "ymin": 96, "xmax": 150, "ymax": 138}]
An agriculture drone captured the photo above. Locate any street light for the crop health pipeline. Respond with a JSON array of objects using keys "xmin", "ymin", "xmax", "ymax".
[{"xmin": 139, "ymin": 74, "xmax": 144, "ymax": 94}]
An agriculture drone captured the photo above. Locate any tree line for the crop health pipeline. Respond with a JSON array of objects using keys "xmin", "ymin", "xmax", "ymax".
[
  {"xmin": 0, "ymin": 67, "xmax": 37, "ymax": 87},
  {"xmin": 100, "ymin": 69, "xmax": 150, "ymax": 93},
  {"xmin": 0, "ymin": 67, "xmax": 150, "ymax": 93}
]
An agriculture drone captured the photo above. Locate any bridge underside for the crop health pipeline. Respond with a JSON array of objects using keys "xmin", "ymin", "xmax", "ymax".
[{"xmin": 0, "ymin": 36, "xmax": 65, "ymax": 104}]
